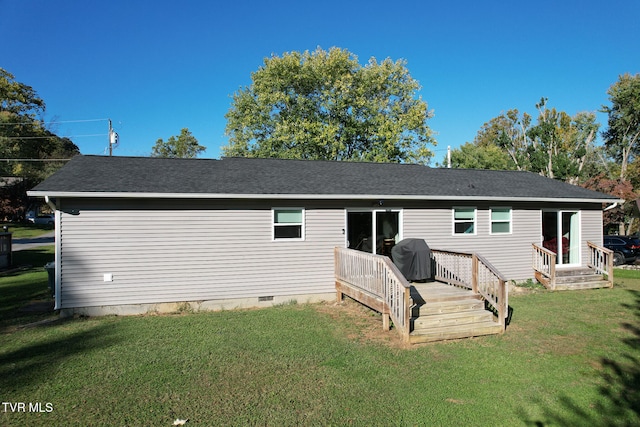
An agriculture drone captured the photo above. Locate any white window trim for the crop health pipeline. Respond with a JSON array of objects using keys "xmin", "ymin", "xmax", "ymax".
[
  {"xmin": 452, "ymin": 206, "xmax": 477, "ymax": 236},
  {"xmin": 272, "ymin": 208, "xmax": 305, "ymax": 241},
  {"xmin": 490, "ymin": 206, "xmax": 512, "ymax": 235}
]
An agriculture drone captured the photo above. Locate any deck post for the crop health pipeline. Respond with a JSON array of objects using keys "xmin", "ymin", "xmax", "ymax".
[
  {"xmin": 382, "ymin": 309, "xmax": 390, "ymax": 331},
  {"xmin": 471, "ymin": 254, "xmax": 478, "ymax": 294},
  {"xmin": 607, "ymin": 250, "xmax": 614, "ymax": 288}
]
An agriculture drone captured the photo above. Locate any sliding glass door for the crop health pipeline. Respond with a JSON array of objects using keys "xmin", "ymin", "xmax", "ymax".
[
  {"xmin": 542, "ymin": 210, "xmax": 580, "ymax": 265},
  {"xmin": 346, "ymin": 210, "xmax": 401, "ymax": 256}
]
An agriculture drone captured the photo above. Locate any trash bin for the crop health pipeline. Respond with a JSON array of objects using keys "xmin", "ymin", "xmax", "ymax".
[{"xmin": 44, "ymin": 262, "xmax": 55, "ymax": 295}]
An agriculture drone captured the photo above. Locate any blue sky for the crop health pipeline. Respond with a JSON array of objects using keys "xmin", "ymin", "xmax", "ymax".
[{"xmin": 1, "ymin": 0, "xmax": 638, "ymax": 164}]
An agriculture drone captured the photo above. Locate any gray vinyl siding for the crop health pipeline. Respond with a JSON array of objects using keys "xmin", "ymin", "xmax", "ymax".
[
  {"xmin": 580, "ymin": 208, "xmax": 604, "ymax": 265},
  {"xmin": 58, "ymin": 199, "xmax": 344, "ymax": 309},
  {"xmin": 402, "ymin": 202, "xmax": 540, "ymax": 281},
  {"xmin": 402, "ymin": 202, "xmax": 604, "ymax": 281},
  {"xmin": 56, "ymin": 198, "xmax": 606, "ymax": 308}
]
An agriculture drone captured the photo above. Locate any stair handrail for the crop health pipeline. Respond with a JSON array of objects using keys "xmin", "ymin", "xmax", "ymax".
[
  {"xmin": 587, "ymin": 241, "xmax": 614, "ymax": 287},
  {"xmin": 431, "ymin": 249, "xmax": 507, "ymax": 328},
  {"xmin": 532, "ymin": 243, "xmax": 556, "ymax": 289},
  {"xmin": 334, "ymin": 247, "xmax": 412, "ymax": 340},
  {"xmin": 474, "ymin": 253, "xmax": 508, "ymax": 327}
]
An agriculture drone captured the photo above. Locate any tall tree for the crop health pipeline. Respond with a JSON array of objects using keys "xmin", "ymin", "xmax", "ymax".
[
  {"xmin": 223, "ymin": 47, "xmax": 436, "ymax": 164},
  {"xmin": 602, "ymin": 73, "xmax": 640, "ymax": 181},
  {"xmin": 582, "ymin": 174, "xmax": 637, "ymax": 234},
  {"xmin": 151, "ymin": 128, "xmax": 206, "ymax": 158},
  {"xmin": 0, "ymin": 68, "xmax": 80, "ymax": 219},
  {"xmin": 452, "ymin": 99, "xmax": 600, "ymax": 183},
  {"xmin": 473, "ymin": 108, "xmax": 531, "ymax": 171}
]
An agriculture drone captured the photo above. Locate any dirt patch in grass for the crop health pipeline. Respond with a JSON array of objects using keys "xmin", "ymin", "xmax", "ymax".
[{"xmin": 313, "ymin": 298, "xmax": 410, "ymax": 349}]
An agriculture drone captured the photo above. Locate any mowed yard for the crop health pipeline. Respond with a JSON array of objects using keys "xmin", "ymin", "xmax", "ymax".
[{"xmin": 1, "ymin": 245, "xmax": 639, "ymax": 426}]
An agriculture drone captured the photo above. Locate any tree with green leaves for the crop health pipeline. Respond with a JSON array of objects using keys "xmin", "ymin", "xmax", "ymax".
[
  {"xmin": 151, "ymin": 128, "xmax": 206, "ymax": 158},
  {"xmin": 449, "ymin": 99, "xmax": 601, "ymax": 183},
  {"xmin": 444, "ymin": 142, "xmax": 511, "ymax": 170},
  {"xmin": 223, "ymin": 47, "xmax": 436, "ymax": 164},
  {"xmin": 602, "ymin": 73, "xmax": 640, "ymax": 181},
  {"xmin": 0, "ymin": 68, "xmax": 80, "ymax": 219}
]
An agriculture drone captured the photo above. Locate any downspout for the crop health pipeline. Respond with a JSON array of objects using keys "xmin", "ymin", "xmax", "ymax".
[
  {"xmin": 44, "ymin": 196, "xmax": 61, "ymax": 311},
  {"xmin": 604, "ymin": 202, "xmax": 618, "ymax": 212},
  {"xmin": 44, "ymin": 195, "xmax": 57, "ymax": 212}
]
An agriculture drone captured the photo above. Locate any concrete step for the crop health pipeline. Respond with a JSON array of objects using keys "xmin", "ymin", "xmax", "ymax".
[
  {"xmin": 412, "ymin": 309, "xmax": 495, "ymax": 329},
  {"xmin": 409, "ymin": 320, "xmax": 503, "ymax": 344}
]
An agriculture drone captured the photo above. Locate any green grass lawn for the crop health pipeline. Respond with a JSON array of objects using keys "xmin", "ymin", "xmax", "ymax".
[
  {"xmin": 1, "ymin": 223, "xmax": 54, "ymax": 239},
  {"xmin": 1, "ymin": 256, "xmax": 638, "ymax": 426}
]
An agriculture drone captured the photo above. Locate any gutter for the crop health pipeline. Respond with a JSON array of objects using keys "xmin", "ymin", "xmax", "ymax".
[
  {"xmin": 44, "ymin": 195, "xmax": 57, "ymax": 212},
  {"xmin": 27, "ymin": 190, "xmax": 621, "ymax": 205}
]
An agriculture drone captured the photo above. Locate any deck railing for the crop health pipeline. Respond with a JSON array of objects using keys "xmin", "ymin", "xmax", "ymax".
[
  {"xmin": 587, "ymin": 241, "xmax": 614, "ymax": 287},
  {"xmin": 335, "ymin": 247, "xmax": 508, "ymax": 339},
  {"xmin": 431, "ymin": 249, "xmax": 508, "ymax": 327},
  {"xmin": 532, "ymin": 243, "xmax": 557, "ymax": 290},
  {"xmin": 334, "ymin": 247, "xmax": 412, "ymax": 340}
]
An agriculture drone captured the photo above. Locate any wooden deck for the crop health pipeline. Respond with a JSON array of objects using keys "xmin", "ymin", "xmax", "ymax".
[
  {"xmin": 335, "ymin": 247, "xmax": 507, "ymax": 344},
  {"xmin": 532, "ymin": 242, "xmax": 614, "ymax": 290}
]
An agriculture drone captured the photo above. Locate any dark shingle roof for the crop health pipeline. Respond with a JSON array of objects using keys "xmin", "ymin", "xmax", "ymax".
[{"xmin": 29, "ymin": 155, "xmax": 618, "ymax": 202}]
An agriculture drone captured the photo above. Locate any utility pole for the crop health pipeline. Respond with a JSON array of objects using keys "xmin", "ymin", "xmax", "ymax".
[
  {"xmin": 108, "ymin": 119, "xmax": 118, "ymax": 156},
  {"xmin": 108, "ymin": 119, "xmax": 113, "ymax": 156}
]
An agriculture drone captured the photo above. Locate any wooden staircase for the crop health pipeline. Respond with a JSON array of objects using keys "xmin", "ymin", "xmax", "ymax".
[
  {"xmin": 408, "ymin": 282, "xmax": 504, "ymax": 344},
  {"xmin": 550, "ymin": 267, "xmax": 612, "ymax": 290}
]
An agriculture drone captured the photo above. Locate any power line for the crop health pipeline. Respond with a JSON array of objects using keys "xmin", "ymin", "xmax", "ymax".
[
  {"xmin": 0, "ymin": 134, "xmax": 107, "ymax": 140},
  {"xmin": 0, "ymin": 118, "xmax": 109, "ymax": 126},
  {"xmin": 0, "ymin": 158, "xmax": 72, "ymax": 162}
]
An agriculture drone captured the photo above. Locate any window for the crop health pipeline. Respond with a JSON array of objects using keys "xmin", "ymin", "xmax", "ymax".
[
  {"xmin": 490, "ymin": 207, "xmax": 512, "ymax": 234},
  {"xmin": 453, "ymin": 207, "xmax": 476, "ymax": 235},
  {"xmin": 273, "ymin": 208, "xmax": 304, "ymax": 240}
]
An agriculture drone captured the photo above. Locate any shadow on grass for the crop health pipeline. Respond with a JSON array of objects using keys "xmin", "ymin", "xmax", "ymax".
[
  {"xmin": 0, "ymin": 321, "xmax": 119, "ymax": 394},
  {"xmin": 9, "ymin": 247, "xmax": 54, "ymax": 271},
  {"xmin": 521, "ymin": 289, "xmax": 640, "ymax": 426},
  {"xmin": 0, "ymin": 249, "xmax": 55, "ymax": 330}
]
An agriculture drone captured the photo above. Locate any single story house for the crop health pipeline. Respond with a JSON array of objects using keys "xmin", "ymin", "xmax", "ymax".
[{"xmin": 28, "ymin": 155, "xmax": 619, "ymax": 316}]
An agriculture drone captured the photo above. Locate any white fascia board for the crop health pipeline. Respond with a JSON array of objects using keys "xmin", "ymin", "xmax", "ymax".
[{"xmin": 26, "ymin": 190, "xmax": 622, "ymax": 204}]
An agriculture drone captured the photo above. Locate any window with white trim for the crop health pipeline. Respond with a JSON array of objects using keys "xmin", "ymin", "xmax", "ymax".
[
  {"xmin": 453, "ymin": 207, "xmax": 476, "ymax": 235},
  {"xmin": 273, "ymin": 208, "xmax": 304, "ymax": 240},
  {"xmin": 490, "ymin": 207, "xmax": 512, "ymax": 234}
]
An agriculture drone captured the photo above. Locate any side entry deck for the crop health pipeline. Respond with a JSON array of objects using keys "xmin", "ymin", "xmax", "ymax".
[
  {"xmin": 335, "ymin": 247, "xmax": 508, "ymax": 344},
  {"xmin": 532, "ymin": 242, "xmax": 614, "ymax": 290}
]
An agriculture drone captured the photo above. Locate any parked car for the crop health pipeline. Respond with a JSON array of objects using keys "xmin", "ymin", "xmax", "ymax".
[
  {"xmin": 603, "ymin": 235, "xmax": 640, "ymax": 266},
  {"xmin": 27, "ymin": 214, "xmax": 54, "ymax": 225}
]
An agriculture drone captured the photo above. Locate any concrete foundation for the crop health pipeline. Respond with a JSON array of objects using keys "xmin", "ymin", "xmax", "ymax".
[{"xmin": 59, "ymin": 292, "xmax": 337, "ymax": 317}]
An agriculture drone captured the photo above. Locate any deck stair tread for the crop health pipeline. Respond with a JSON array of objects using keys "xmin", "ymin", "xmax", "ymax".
[
  {"xmin": 409, "ymin": 321, "xmax": 503, "ymax": 344},
  {"xmin": 408, "ymin": 282, "xmax": 503, "ymax": 343},
  {"xmin": 412, "ymin": 298, "xmax": 484, "ymax": 316},
  {"xmin": 536, "ymin": 266, "xmax": 613, "ymax": 290},
  {"xmin": 412, "ymin": 310, "xmax": 494, "ymax": 328},
  {"xmin": 553, "ymin": 280, "xmax": 612, "ymax": 290}
]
